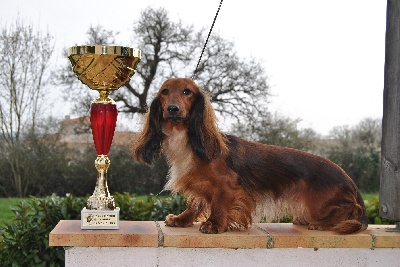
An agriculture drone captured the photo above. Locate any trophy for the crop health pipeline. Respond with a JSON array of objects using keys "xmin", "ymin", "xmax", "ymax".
[{"xmin": 68, "ymin": 45, "xmax": 141, "ymax": 229}]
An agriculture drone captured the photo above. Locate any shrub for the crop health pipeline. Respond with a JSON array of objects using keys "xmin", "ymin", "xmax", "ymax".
[
  {"xmin": 364, "ymin": 194, "xmax": 394, "ymax": 225},
  {"xmin": 114, "ymin": 192, "xmax": 157, "ymax": 221},
  {"xmin": 151, "ymin": 193, "xmax": 187, "ymax": 220},
  {"xmin": 0, "ymin": 193, "xmax": 186, "ymax": 266},
  {"xmin": 114, "ymin": 192, "xmax": 187, "ymax": 221},
  {"xmin": 0, "ymin": 194, "xmax": 85, "ymax": 267}
]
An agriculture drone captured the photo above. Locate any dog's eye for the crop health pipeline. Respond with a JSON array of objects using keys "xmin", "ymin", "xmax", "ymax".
[
  {"xmin": 161, "ymin": 89, "xmax": 169, "ymax": 95},
  {"xmin": 183, "ymin": 88, "xmax": 192, "ymax": 95}
]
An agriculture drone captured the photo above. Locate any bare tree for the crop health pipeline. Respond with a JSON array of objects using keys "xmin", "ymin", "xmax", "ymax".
[
  {"xmin": 323, "ymin": 118, "xmax": 381, "ymax": 192},
  {"xmin": 0, "ymin": 19, "xmax": 54, "ymax": 197},
  {"xmin": 192, "ymin": 32, "xmax": 269, "ymax": 124},
  {"xmin": 114, "ymin": 7, "xmax": 195, "ymax": 114},
  {"xmin": 121, "ymin": 7, "xmax": 270, "ymax": 125},
  {"xmin": 56, "ymin": 7, "xmax": 270, "ymax": 127},
  {"xmin": 54, "ymin": 25, "xmax": 120, "ymax": 115},
  {"xmin": 86, "ymin": 24, "xmax": 119, "ymax": 45}
]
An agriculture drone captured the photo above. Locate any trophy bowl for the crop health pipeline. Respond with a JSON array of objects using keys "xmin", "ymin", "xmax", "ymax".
[
  {"xmin": 68, "ymin": 45, "xmax": 141, "ymax": 229},
  {"xmin": 68, "ymin": 45, "xmax": 141, "ymax": 90}
]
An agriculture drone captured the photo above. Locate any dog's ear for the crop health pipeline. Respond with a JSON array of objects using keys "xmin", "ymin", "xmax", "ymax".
[
  {"xmin": 188, "ymin": 90, "xmax": 228, "ymax": 161},
  {"xmin": 132, "ymin": 97, "xmax": 163, "ymax": 164},
  {"xmin": 188, "ymin": 92, "xmax": 209, "ymax": 160}
]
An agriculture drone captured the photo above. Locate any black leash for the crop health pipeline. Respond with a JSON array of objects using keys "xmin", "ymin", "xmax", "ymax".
[{"xmin": 191, "ymin": 0, "xmax": 223, "ymax": 80}]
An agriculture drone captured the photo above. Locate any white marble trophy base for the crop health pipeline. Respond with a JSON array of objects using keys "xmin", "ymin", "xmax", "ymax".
[{"xmin": 81, "ymin": 207, "xmax": 120, "ymax": 230}]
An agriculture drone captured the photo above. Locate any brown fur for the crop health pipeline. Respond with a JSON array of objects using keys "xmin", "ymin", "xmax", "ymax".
[{"xmin": 132, "ymin": 78, "xmax": 368, "ymax": 234}]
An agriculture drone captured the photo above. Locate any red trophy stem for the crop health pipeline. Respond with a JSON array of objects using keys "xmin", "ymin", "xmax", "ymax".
[{"xmin": 90, "ymin": 103, "xmax": 118, "ymax": 155}]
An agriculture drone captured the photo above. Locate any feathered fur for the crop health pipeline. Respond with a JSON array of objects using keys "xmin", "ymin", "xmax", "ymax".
[{"xmin": 132, "ymin": 78, "xmax": 368, "ymax": 234}]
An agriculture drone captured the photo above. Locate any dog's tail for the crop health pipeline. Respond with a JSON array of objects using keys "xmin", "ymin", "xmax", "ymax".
[{"xmin": 332, "ymin": 214, "xmax": 368, "ymax": 234}]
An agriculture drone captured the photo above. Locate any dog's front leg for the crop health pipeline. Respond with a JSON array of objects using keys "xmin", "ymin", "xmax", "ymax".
[
  {"xmin": 165, "ymin": 197, "xmax": 205, "ymax": 227},
  {"xmin": 199, "ymin": 192, "xmax": 229, "ymax": 234},
  {"xmin": 199, "ymin": 186, "xmax": 254, "ymax": 234},
  {"xmin": 199, "ymin": 210, "xmax": 228, "ymax": 234}
]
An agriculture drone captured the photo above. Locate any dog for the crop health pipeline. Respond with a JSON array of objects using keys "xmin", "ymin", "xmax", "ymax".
[{"xmin": 132, "ymin": 78, "xmax": 368, "ymax": 234}]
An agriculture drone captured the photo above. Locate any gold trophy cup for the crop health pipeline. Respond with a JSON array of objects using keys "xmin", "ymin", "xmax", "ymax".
[{"xmin": 68, "ymin": 45, "xmax": 141, "ymax": 229}]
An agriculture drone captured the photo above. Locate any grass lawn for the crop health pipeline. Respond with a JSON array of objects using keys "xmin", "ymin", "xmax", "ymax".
[
  {"xmin": 0, "ymin": 198, "xmax": 24, "ymax": 226},
  {"xmin": 0, "ymin": 195, "xmax": 154, "ymax": 227}
]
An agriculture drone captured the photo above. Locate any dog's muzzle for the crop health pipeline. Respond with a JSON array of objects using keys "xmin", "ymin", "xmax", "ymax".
[
  {"xmin": 166, "ymin": 104, "xmax": 186, "ymax": 122},
  {"xmin": 167, "ymin": 104, "xmax": 180, "ymax": 115}
]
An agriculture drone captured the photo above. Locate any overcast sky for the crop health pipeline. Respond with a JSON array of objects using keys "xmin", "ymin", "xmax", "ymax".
[{"xmin": 0, "ymin": 0, "xmax": 387, "ymax": 135}]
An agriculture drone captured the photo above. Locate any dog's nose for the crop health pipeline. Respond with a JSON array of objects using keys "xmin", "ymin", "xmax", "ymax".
[{"xmin": 167, "ymin": 104, "xmax": 180, "ymax": 115}]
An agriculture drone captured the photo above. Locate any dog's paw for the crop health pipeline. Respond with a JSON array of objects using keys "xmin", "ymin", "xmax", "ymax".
[
  {"xmin": 199, "ymin": 221, "xmax": 226, "ymax": 234},
  {"xmin": 165, "ymin": 214, "xmax": 179, "ymax": 227},
  {"xmin": 308, "ymin": 224, "xmax": 318, "ymax": 230},
  {"xmin": 165, "ymin": 214, "xmax": 194, "ymax": 227}
]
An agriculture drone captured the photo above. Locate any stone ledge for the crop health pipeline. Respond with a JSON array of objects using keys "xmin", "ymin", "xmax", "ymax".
[
  {"xmin": 49, "ymin": 220, "xmax": 158, "ymax": 247},
  {"xmin": 159, "ymin": 221, "xmax": 268, "ymax": 248},
  {"xmin": 49, "ymin": 220, "xmax": 400, "ymax": 249},
  {"xmin": 257, "ymin": 223, "xmax": 372, "ymax": 248}
]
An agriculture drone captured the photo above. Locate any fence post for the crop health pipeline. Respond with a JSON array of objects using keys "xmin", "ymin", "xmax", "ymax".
[{"xmin": 380, "ymin": 0, "xmax": 400, "ymax": 230}]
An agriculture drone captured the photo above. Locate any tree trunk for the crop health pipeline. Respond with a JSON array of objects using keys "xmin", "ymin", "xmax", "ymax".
[{"xmin": 10, "ymin": 159, "xmax": 23, "ymax": 198}]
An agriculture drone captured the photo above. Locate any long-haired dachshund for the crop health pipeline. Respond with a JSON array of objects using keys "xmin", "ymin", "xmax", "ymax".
[{"xmin": 132, "ymin": 78, "xmax": 368, "ymax": 234}]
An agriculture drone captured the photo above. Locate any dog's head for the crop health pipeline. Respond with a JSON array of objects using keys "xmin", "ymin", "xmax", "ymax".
[
  {"xmin": 132, "ymin": 78, "xmax": 228, "ymax": 164},
  {"xmin": 157, "ymin": 78, "xmax": 201, "ymax": 124}
]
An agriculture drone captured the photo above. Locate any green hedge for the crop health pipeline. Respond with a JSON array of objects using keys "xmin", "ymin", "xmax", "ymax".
[
  {"xmin": 0, "ymin": 193, "xmax": 394, "ymax": 266},
  {"xmin": 0, "ymin": 193, "xmax": 186, "ymax": 267},
  {"xmin": 364, "ymin": 194, "xmax": 394, "ymax": 225}
]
